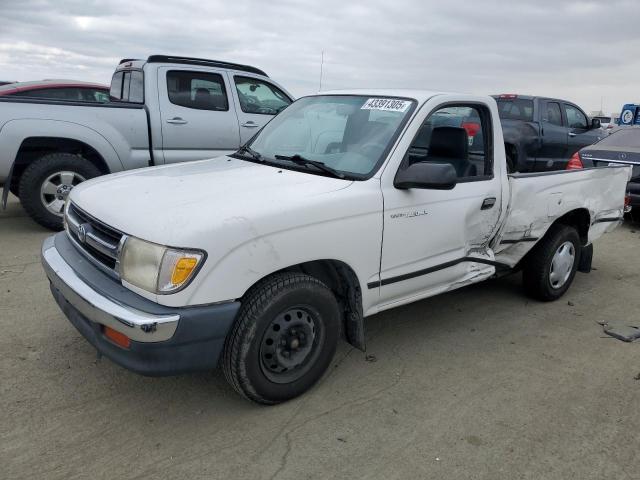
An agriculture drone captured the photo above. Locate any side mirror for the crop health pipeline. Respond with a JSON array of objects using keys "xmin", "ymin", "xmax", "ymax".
[
  {"xmin": 394, "ymin": 162, "xmax": 457, "ymax": 190},
  {"xmin": 591, "ymin": 118, "xmax": 601, "ymax": 129}
]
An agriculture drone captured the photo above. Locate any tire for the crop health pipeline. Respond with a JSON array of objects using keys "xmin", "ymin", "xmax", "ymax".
[
  {"xmin": 18, "ymin": 153, "xmax": 101, "ymax": 230},
  {"xmin": 222, "ymin": 272, "xmax": 341, "ymax": 405},
  {"xmin": 522, "ymin": 224, "xmax": 581, "ymax": 301}
]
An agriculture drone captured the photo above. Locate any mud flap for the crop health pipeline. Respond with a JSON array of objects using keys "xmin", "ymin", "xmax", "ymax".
[
  {"xmin": 344, "ymin": 286, "xmax": 366, "ymax": 352},
  {"xmin": 1, "ymin": 160, "xmax": 15, "ymax": 209},
  {"xmin": 578, "ymin": 244, "xmax": 593, "ymax": 273}
]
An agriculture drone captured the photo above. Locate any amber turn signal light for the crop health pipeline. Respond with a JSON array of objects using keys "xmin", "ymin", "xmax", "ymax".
[{"xmin": 103, "ymin": 326, "xmax": 131, "ymax": 349}]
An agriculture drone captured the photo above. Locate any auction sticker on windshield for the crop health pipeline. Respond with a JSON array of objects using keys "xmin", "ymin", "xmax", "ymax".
[{"xmin": 361, "ymin": 98, "xmax": 411, "ymax": 112}]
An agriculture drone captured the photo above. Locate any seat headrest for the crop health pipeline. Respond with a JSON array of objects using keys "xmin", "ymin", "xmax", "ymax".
[{"xmin": 429, "ymin": 126, "xmax": 468, "ymax": 159}]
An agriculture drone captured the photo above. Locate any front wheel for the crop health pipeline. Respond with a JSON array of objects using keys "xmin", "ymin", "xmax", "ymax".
[
  {"xmin": 222, "ymin": 272, "xmax": 340, "ymax": 404},
  {"xmin": 522, "ymin": 224, "xmax": 581, "ymax": 301}
]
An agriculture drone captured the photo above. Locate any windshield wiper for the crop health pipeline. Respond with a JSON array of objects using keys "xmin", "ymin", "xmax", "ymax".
[
  {"xmin": 236, "ymin": 145, "xmax": 263, "ymax": 161},
  {"xmin": 274, "ymin": 154, "xmax": 345, "ymax": 179}
]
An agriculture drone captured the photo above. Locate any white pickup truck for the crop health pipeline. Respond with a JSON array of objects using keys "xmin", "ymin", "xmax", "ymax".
[
  {"xmin": 41, "ymin": 89, "xmax": 630, "ymax": 404},
  {"xmin": 0, "ymin": 55, "xmax": 292, "ymax": 229}
]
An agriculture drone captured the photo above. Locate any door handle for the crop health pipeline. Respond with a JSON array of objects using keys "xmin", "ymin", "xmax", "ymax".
[
  {"xmin": 568, "ymin": 132, "xmax": 577, "ymax": 137},
  {"xmin": 481, "ymin": 197, "xmax": 496, "ymax": 210},
  {"xmin": 166, "ymin": 117, "xmax": 188, "ymax": 125},
  {"xmin": 241, "ymin": 121, "xmax": 259, "ymax": 128}
]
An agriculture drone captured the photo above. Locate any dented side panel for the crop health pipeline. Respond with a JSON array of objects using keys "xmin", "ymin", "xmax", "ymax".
[{"xmin": 494, "ymin": 166, "xmax": 631, "ymax": 266}]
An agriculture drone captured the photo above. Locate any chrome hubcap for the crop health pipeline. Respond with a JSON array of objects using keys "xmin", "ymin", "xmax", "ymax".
[
  {"xmin": 549, "ymin": 241, "xmax": 575, "ymax": 289},
  {"xmin": 40, "ymin": 171, "xmax": 86, "ymax": 216}
]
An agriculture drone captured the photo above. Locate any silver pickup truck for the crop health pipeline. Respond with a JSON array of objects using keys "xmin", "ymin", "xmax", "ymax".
[{"xmin": 0, "ymin": 55, "xmax": 293, "ymax": 229}]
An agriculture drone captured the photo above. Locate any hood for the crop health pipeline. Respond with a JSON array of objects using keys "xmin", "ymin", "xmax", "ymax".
[{"xmin": 70, "ymin": 156, "xmax": 352, "ymax": 246}]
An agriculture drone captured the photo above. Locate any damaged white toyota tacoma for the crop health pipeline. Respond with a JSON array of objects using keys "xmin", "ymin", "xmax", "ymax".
[{"xmin": 42, "ymin": 90, "xmax": 630, "ymax": 404}]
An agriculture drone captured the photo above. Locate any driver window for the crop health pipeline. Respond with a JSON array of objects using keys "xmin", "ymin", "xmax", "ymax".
[
  {"xmin": 234, "ymin": 76, "xmax": 292, "ymax": 115},
  {"xmin": 404, "ymin": 105, "xmax": 492, "ymax": 180},
  {"xmin": 564, "ymin": 104, "xmax": 588, "ymax": 129}
]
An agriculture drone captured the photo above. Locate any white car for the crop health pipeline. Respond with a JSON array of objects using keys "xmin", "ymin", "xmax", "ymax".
[
  {"xmin": 594, "ymin": 115, "xmax": 618, "ymax": 134},
  {"xmin": 42, "ymin": 89, "xmax": 631, "ymax": 404}
]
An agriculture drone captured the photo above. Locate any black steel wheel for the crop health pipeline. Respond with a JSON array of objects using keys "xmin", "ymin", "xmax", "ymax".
[
  {"xmin": 222, "ymin": 272, "xmax": 340, "ymax": 404},
  {"xmin": 259, "ymin": 306, "xmax": 323, "ymax": 384}
]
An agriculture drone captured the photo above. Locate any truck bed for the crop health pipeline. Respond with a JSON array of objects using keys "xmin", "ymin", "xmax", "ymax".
[
  {"xmin": 494, "ymin": 166, "xmax": 631, "ymax": 266},
  {"xmin": 0, "ymin": 97, "xmax": 150, "ymax": 183}
]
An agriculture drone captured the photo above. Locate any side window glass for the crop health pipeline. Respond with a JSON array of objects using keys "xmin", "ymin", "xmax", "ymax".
[
  {"xmin": 166, "ymin": 71, "xmax": 229, "ymax": 111},
  {"xmin": 406, "ymin": 105, "xmax": 491, "ymax": 180},
  {"xmin": 121, "ymin": 72, "xmax": 131, "ymax": 101},
  {"xmin": 109, "ymin": 71, "xmax": 124, "ymax": 100},
  {"xmin": 564, "ymin": 104, "xmax": 588, "ymax": 129},
  {"xmin": 128, "ymin": 71, "xmax": 144, "ymax": 103},
  {"xmin": 546, "ymin": 102, "xmax": 563, "ymax": 126},
  {"xmin": 14, "ymin": 88, "xmax": 79, "ymax": 100},
  {"xmin": 234, "ymin": 76, "xmax": 291, "ymax": 115},
  {"xmin": 93, "ymin": 90, "xmax": 110, "ymax": 103}
]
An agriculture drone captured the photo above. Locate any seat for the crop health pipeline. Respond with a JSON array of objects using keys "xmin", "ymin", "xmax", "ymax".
[
  {"xmin": 193, "ymin": 88, "xmax": 213, "ymax": 109},
  {"xmin": 427, "ymin": 126, "xmax": 476, "ymax": 177}
]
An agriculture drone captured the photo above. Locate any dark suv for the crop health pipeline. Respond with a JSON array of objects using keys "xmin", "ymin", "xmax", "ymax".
[{"xmin": 492, "ymin": 94, "xmax": 603, "ymax": 172}]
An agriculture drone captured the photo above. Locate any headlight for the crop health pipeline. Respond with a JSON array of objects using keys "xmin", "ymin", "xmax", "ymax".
[{"xmin": 119, "ymin": 236, "xmax": 205, "ymax": 294}]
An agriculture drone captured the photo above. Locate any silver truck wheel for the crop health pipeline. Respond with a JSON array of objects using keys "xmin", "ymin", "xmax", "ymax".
[
  {"xmin": 549, "ymin": 241, "xmax": 575, "ymax": 289},
  {"xmin": 19, "ymin": 153, "xmax": 101, "ymax": 230},
  {"xmin": 523, "ymin": 224, "xmax": 581, "ymax": 301},
  {"xmin": 40, "ymin": 171, "xmax": 86, "ymax": 216}
]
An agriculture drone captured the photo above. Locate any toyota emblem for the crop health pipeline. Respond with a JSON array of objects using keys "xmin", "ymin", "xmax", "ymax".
[{"xmin": 77, "ymin": 223, "xmax": 88, "ymax": 243}]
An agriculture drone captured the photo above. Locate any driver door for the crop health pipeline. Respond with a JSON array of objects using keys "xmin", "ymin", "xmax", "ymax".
[
  {"xmin": 228, "ymin": 74, "xmax": 293, "ymax": 144},
  {"xmin": 564, "ymin": 103, "xmax": 601, "ymax": 157},
  {"xmin": 377, "ymin": 102, "xmax": 504, "ymax": 307}
]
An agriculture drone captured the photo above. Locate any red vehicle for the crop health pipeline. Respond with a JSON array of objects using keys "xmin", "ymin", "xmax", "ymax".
[{"xmin": 0, "ymin": 79, "xmax": 109, "ymax": 102}]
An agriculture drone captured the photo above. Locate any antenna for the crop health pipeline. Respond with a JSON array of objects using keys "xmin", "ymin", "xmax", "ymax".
[{"xmin": 319, "ymin": 51, "xmax": 324, "ymax": 92}]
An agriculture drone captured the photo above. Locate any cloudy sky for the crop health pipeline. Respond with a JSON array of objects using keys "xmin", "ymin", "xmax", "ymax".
[{"xmin": 1, "ymin": 0, "xmax": 639, "ymax": 114}]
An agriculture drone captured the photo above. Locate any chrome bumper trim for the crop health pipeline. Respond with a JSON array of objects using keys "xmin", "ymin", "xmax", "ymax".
[{"xmin": 43, "ymin": 243, "xmax": 179, "ymax": 342}]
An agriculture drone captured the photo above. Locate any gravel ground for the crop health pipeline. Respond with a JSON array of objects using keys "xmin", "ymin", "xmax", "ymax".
[{"xmin": 1, "ymin": 194, "xmax": 639, "ymax": 480}]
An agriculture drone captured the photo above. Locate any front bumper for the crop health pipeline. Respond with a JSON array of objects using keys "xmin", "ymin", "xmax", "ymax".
[{"xmin": 42, "ymin": 233, "xmax": 240, "ymax": 376}]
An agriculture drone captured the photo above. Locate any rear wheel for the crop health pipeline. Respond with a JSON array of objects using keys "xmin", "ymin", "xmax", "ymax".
[
  {"xmin": 18, "ymin": 153, "xmax": 101, "ymax": 230},
  {"xmin": 222, "ymin": 272, "xmax": 340, "ymax": 404},
  {"xmin": 522, "ymin": 225, "xmax": 581, "ymax": 301}
]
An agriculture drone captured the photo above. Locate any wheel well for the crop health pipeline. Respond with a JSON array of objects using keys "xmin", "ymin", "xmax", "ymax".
[
  {"xmin": 553, "ymin": 208, "xmax": 590, "ymax": 245},
  {"xmin": 10, "ymin": 137, "xmax": 109, "ymax": 195},
  {"xmin": 250, "ymin": 260, "xmax": 366, "ymax": 351}
]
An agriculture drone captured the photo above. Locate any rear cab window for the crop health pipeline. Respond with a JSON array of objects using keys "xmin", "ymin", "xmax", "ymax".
[
  {"xmin": 496, "ymin": 98, "xmax": 534, "ymax": 121},
  {"xmin": 110, "ymin": 69, "xmax": 144, "ymax": 103}
]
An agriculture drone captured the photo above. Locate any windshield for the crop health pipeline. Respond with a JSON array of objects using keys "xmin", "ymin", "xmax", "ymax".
[
  {"xmin": 496, "ymin": 99, "xmax": 534, "ymax": 121},
  {"xmin": 246, "ymin": 95, "xmax": 416, "ymax": 178}
]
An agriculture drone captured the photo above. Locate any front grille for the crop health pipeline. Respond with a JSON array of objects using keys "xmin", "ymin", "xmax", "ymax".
[{"xmin": 66, "ymin": 203, "xmax": 125, "ymax": 272}]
